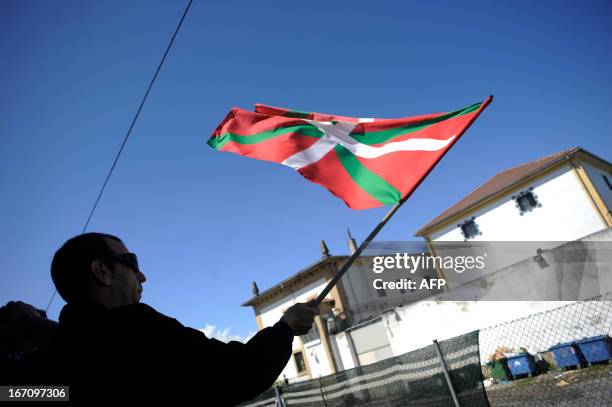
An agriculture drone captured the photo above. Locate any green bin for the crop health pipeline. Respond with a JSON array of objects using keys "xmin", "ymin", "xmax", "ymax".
[{"xmin": 487, "ymin": 358, "xmax": 511, "ymax": 381}]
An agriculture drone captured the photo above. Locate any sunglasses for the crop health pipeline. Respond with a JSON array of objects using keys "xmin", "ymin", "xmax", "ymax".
[{"xmin": 105, "ymin": 252, "xmax": 140, "ymax": 273}]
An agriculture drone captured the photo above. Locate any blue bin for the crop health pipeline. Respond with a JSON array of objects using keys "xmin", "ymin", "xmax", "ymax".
[
  {"xmin": 549, "ymin": 342, "xmax": 584, "ymax": 369},
  {"xmin": 576, "ymin": 335, "xmax": 612, "ymax": 365},
  {"xmin": 506, "ymin": 353, "xmax": 537, "ymax": 379}
]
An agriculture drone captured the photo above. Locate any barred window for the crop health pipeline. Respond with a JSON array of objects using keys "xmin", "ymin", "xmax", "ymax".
[
  {"xmin": 514, "ymin": 189, "xmax": 541, "ymax": 215},
  {"xmin": 460, "ymin": 218, "xmax": 480, "ymax": 240},
  {"xmin": 294, "ymin": 351, "xmax": 307, "ymax": 374}
]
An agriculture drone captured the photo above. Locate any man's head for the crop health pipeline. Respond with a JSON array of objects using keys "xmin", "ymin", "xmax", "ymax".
[{"xmin": 51, "ymin": 233, "xmax": 146, "ymax": 308}]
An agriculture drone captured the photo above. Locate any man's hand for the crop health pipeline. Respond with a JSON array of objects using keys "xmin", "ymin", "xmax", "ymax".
[
  {"xmin": 0, "ymin": 301, "xmax": 45, "ymax": 325},
  {"xmin": 280, "ymin": 301, "xmax": 320, "ymax": 336}
]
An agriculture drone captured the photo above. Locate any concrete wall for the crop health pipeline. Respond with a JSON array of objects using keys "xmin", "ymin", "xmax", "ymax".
[
  {"xmin": 349, "ymin": 319, "xmax": 393, "ymax": 366},
  {"xmin": 384, "ymin": 301, "xmax": 571, "ymax": 356},
  {"xmin": 330, "ymin": 319, "xmax": 393, "ymax": 371}
]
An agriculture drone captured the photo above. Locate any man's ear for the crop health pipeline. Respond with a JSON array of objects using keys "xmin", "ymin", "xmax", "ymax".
[{"xmin": 90, "ymin": 260, "xmax": 113, "ymax": 287}]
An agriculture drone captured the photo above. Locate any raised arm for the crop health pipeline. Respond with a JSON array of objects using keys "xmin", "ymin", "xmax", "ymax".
[{"xmin": 188, "ymin": 302, "xmax": 319, "ymax": 405}]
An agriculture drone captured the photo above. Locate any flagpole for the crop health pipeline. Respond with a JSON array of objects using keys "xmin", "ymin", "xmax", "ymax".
[
  {"xmin": 314, "ymin": 95, "xmax": 493, "ymax": 306},
  {"xmin": 314, "ymin": 199, "xmax": 405, "ymax": 306}
]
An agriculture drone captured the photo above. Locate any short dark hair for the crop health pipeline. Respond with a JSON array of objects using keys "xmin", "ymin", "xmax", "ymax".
[{"xmin": 51, "ymin": 233, "xmax": 123, "ymax": 303}]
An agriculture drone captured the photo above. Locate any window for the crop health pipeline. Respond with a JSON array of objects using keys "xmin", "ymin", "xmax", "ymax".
[
  {"xmin": 603, "ymin": 174, "xmax": 612, "ymax": 190},
  {"xmin": 294, "ymin": 351, "xmax": 306, "ymax": 374},
  {"xmin": 459, "ymin": 218, "xmax": 480, "ymax": 240},
  {"xmin": 517, "ymin": 192, "xmax": 537, "ymax": 212},
  {"xmin": 513, "ymin": 188, "xmax": 541, "ymax": 215}
]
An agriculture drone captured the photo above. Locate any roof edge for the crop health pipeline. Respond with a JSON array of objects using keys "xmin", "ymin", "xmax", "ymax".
[{"xmin": 241, "ymin": 255, "xmax": 348, "ymax": 307}]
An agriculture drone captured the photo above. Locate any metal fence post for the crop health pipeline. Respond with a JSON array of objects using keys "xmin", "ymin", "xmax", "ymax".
[
  {"xmin": 433, "ymin": 339, "xmax": 461, "ymax": 407},
  {"xmin": 274, "ymin": 385, "xmax": 286, "ymax": 407},
  {"xmin": 318, "ymin": 376, "xmax": 328, "ymax": 406}
]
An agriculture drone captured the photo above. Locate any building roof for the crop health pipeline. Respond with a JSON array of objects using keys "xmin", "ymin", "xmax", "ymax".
[
  {"xmin": 416, "ymin": 146, "xmax": 607, "ymax": 236},
  {"xmin": 241, "ymin": 255, "xmax": 348, "ymax": 307}
]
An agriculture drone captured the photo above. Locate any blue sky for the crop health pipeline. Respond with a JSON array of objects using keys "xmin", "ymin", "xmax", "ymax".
[{"xmin": 1, "ymin": 0, "xmax": 611, "ymax": 340}]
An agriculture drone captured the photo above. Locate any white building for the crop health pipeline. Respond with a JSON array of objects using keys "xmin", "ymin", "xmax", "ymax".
[
  {"xmin": 242, "ymin": 242, "xmax": 357, "ymax": 383},
  {"xmin": 394, "ymin": 146, "xmax": 612, "ymax": 358},
  {"xmin": 415, "ymin": 146, "xmax": 612, "ymax": 243},
  {"xmin": 243, "ymin": 146, "xmax": 612, "ymax": 383}
]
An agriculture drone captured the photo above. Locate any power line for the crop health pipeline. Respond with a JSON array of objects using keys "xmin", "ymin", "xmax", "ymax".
[{"xmin": 45, "ymin": 0, "xmax": 193, "ymax": 313}]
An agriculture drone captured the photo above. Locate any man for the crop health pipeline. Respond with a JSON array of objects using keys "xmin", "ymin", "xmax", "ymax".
[{"xmin": 45, "ymin": 233, "xmax": 319, "ymax": 404}]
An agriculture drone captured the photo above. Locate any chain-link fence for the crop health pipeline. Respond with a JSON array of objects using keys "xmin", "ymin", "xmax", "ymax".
[
  {"xmin": 241, "ymin": 331, "xmax": 488, "ymax": 407},
  {"xmin": 241, "ymin": 295, "xmax": 611, "ymax": 407},
  {"xmin": 480, "ymin": 294, "xmax": 612, "ymax": 407}
]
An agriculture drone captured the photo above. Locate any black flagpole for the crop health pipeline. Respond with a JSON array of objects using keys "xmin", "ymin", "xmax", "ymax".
[{"xmin": 314, "ymin": 199, "xmax": 405, "ymax": 305}]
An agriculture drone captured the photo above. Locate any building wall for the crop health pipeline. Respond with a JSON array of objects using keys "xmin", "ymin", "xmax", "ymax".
[
  {"xmin": 430, "ymin": 165, "xmax": 606, "ymax": 242},
  {"xmin": 332, "ymin": 331, "xmax": 358, "ymax": 371},
  {"xmin": 303, "ymin": 341, "xmax": 334, "ymax": 378},
  {"xmin": 348, "ymin": 319, "xmax": 393, "ymax": 365},
  {"xmin": 258, "ymin": 278, "xmax": 327, "ymax": 331},
  {"xmin": 330, "ymin": 300, "xmax": 533, "ymax": 370},
  {"xmin": 382, "ymin": 300, "xmax": 573, "ymax": 362}
]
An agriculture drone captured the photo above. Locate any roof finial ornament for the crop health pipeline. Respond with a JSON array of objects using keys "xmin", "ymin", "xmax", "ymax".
[
  {"xmin": 252, "ymin": 281, "xmax": 260, "ymax": 296},
  {"xmin": 347, "ymin": 228, "xmax": 358, "ymax": 254},
  {"xmin": 320, "ymin": 240, "xmax": 330, "ymax": 258}
]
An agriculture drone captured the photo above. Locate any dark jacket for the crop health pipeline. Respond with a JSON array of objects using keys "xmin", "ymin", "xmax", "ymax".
[{"xmin": 43, "ymin": 302, "xmax": 293, "ymax": 405}]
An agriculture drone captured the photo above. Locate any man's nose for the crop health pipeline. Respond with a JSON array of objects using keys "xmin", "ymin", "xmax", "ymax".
[{"xmin": 137, "ymin": 271, "xmax": 146, "ymax": 283}]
